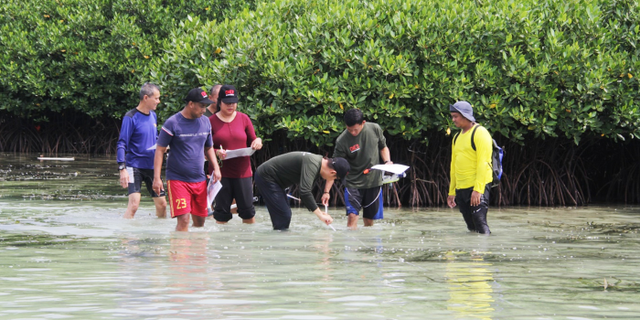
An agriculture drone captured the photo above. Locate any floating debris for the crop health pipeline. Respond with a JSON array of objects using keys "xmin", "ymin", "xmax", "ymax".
[{"xmin": 37, "ymin": 157, "xmax": 75, "ymax": 161}]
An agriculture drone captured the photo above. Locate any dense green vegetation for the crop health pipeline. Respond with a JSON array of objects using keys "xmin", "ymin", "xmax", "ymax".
[
  {"xmin": 153, "ymin": 0, "xmax": 640, "ymax": 147},
  {"xmin": 1, "ymin": 0, "xmax": 639, "ymax": 205},
  {"xmin": 0, "ymin": 0, "xmax": 253, "ymax": 120}
]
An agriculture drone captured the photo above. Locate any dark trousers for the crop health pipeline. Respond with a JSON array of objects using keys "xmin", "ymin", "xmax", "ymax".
[
  {"xmin": 212, "ymin": 177, "xmax": 256, "ymax": 222},
  {"xmin": 254, "ymin": 172, "xmax": 291, "ymax": 230},
  {"xmin": 455, "ymin": 186, "xmax": 491, "ymax": 234}
]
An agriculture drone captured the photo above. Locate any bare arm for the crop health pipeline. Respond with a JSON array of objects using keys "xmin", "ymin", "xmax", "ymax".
[
  {"xmin": 205, "ymin": 147, "xmax": 221, "ymax": 182},
  {"xmin": 152, "ymin": 146, "xmax": 167, "ymax": 195},
  {"xmin": 380, "ymin": 147, "xmax": 392, "ymax": 164},
  {"xmin": 321, "ymin": 179, "xmax": 334, "ymax": 206}
]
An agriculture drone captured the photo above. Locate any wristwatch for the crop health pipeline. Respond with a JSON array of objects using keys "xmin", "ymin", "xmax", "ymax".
[{"xmin": 118, "ymin": 163, "xmax": 126, "ymax": 171}]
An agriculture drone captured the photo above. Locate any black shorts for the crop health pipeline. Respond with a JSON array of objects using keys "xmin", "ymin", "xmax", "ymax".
[
  {"xmin": 127, "ymin": 167, "xmax": 166, "ymax": 197},
  {"xmin": 344, "ymin": 186, "xmax": 383, "ymax": 220}
]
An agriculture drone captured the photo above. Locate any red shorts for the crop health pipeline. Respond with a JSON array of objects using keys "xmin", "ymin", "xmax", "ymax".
[{"xmin": 167, "ymin": 180, "xmax": 208, "ymax": 218}]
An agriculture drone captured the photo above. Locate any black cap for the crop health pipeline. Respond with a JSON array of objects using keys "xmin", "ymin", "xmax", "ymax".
[
  {"xmin": 331, "ymin": 157, "xmax": 350, "ymax": 182},
  {"xmin": 184, "ymin": 88, "xmax": 214, "ymax": 104},
  {"xmin": 218, "ymin": 84, "xmax": 239, "ymax": 104}
]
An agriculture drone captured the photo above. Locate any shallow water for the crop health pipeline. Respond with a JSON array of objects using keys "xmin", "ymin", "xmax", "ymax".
[{"xmin": 1, "ymin": 154, "xmax": 639, "ymax": 320}]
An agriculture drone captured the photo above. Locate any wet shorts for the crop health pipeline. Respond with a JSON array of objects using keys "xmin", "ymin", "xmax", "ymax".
[
  {"xmin": 127, "ymin": 167, "xmax": 166, "ymax": 197},
  {"xmin": 167, "ymin": 180, "xmax": 208, "ymax": 218},
  {"xmin": 344, "ymin": 186, "xmax": 383, "ymax": 220}
]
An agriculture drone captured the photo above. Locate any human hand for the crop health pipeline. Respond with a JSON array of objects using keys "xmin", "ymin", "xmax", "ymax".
[
  {"xmin": 447, "ymin": 195, "xmax": 457, "ymax": 208},
  {"xmin": 212, "ymin": 169, "xmax": 222, "ymax": 183},
  {"xmin": 216, "ymin": 148, "xmax": 227, "ymax": 160},
  {"xmin": 152, "ymin": 178, "xmax": 164, "ymax": 196},
  {"xmin": 321, "ymin": 192, "xmax": 330, "ymax": 206},
  {"xmin": 314, "ymin": 209, "xmax": 333, "ymax": 225},
  {"xmin": 470, "ymin": 191, "xmax": 482, "ymax": 206},
  {"xmin": 319, "ymin": 212, "xmax": 333, "ymax": 225},
  {"xmin": 119, "ymin": 169, "xmax": 130, "ymax": 188},
  {"xmin": 251, "ymin": 138, "xmax": 263, "ymax": 150}
]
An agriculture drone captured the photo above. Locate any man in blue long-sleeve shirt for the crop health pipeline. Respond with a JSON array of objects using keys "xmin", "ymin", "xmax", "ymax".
[{"xmin": 117, "ymin": 83, "xmax": 167, "ymax": 219}]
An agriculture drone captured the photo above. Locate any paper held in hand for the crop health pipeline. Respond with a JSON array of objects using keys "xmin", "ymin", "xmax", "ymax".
[
  {"xmin": 224, "ymin": 147, "xmax": 256, "ymax": 160},
  {"xmin": 371, "ymin": 164, "xmax": 410, "ymax": 175},
  {"xmin": 207, "ymin": 174, "xmax": 223, "ymax": 205}
]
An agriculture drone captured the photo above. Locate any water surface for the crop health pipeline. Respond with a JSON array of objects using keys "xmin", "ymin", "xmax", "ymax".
[{"xmin": 1, "ymin": 154, "xmax": 638, "ymax": 319}]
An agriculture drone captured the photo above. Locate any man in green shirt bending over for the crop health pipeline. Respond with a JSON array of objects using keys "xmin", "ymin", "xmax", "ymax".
[
  {"xmin": 324, "ymin": 109, "xmax": 392, "ymax": 229},
  {"xmin": 255, "ymin": 152, "xmax": 350, "ymax": 230},
  {"xmin": 447, "ymin": 101, "xmax": 493, "ymax": 234}
]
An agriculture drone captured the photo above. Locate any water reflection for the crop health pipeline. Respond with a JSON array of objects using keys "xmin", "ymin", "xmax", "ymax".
[
  {"xmin": 445, "ymin": 250, "xmax": 495, "ymax": 320},
  {"xmin": 165, "ymin": 233, "xmax": 221, "ymax": 317},
  {"xmin": 312, "ymin": 232, "xmax": 334, "ymax": 283}
]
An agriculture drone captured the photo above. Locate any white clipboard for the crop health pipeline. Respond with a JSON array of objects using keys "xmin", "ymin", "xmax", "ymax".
[
  {"xmin": 371, "ymin": 164, "xmax": 410, "ymax": 175},
  {"xmin": 224, "ymin": 147, "xmax": 256, "ymax": 159}
]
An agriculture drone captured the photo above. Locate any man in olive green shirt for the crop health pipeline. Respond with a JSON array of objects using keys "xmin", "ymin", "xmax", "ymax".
[
  {"xmin": 324, "ymin": 109, "xmax": 392, "ymax": 229},
  {"xmin": 255, "ymin": 152, "xmax": 350, "ymax": 230}
]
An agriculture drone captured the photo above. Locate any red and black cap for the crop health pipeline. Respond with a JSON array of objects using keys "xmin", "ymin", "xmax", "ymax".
[{"xmin": 184, "ymin": 88, "xmax": 214, "ymax": 104}]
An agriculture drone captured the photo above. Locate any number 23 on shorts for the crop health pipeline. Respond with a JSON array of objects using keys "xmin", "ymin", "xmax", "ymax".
[{"xmin": 175, "ymin": 198, "xmax": 187, "ymax": 209}]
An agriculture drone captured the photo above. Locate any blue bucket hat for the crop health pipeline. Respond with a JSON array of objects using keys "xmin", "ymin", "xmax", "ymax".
[{"xmin": 449, "ymin": 101, "xmax": 475, "ymax": 122}]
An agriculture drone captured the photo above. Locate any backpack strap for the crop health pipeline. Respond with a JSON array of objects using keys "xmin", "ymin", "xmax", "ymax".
[
  {"xmin": 453, "ymin": 124, "xmax": 480, "ymax": 149},
  {"xmin": 470, "ymin": 124, "xmax": 479, "ymax": 151}
]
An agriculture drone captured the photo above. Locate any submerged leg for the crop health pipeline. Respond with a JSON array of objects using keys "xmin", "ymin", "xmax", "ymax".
[{"xmin": 124, "ymin": 193, "xmax": 141, "ymax": 219}]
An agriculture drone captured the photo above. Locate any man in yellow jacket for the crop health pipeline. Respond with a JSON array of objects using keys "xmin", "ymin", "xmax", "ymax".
[{"xmin": 447, "ymin": 101, "xmax": 493, "ymax": 234}]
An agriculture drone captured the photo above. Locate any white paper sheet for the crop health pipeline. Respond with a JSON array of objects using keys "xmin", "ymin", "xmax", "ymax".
[
  {"xmin": 207, "ymin": 176, "xmax": 223, "ymax": 205},
  {"xmin": 371, "ymin": 164, "xmax": 410, "ymax": 175},
  {"xmin": 224, "ymin": 147, "xmax": 256, "ymax": 159}
]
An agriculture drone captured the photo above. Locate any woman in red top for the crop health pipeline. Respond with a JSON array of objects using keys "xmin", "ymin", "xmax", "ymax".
[{"xmin": 209, "ymin": 85, "xmax": 263, "ymax": 224}]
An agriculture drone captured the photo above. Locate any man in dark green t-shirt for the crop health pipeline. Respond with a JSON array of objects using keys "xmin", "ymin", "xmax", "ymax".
[
  {"xmin": 255, "ymin": 152, "xmax": 350, "ymax": 230},
  {"xmin": 324, "ymin": 109, "xmax": 392, "ymax": 229}
]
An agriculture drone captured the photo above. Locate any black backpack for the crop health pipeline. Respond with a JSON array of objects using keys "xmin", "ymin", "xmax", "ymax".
[{"xmin": 453, "ymin": 125, "xmax": 504, "ymax": 188}]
